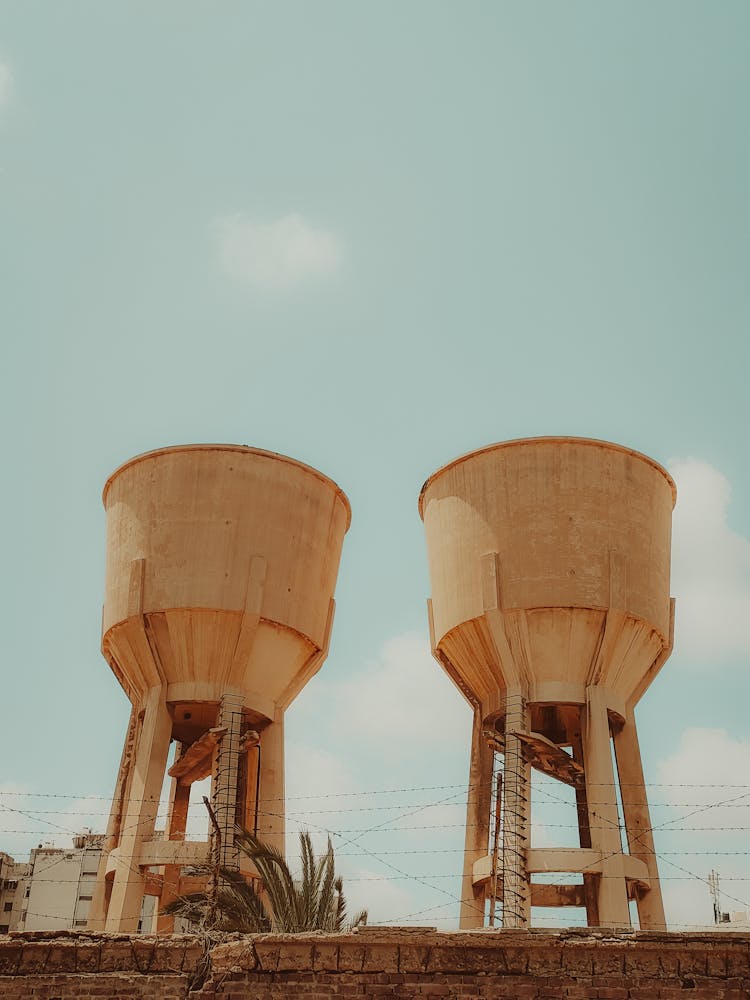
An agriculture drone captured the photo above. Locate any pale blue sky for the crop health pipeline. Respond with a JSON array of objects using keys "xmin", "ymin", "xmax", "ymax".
[{"xmin": 1, "ymin": 2, "xmax": 749, "ymax": 928}]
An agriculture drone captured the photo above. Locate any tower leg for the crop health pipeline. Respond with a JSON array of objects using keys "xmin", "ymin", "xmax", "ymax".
[
  {"xmin": 571, "ymin": 730, "xmax": 600, "ymax": 926},
  {"xmin": 257, "ymin": 708, "xmax": 285, "ymax": 855},
  {"xmin": 156, "ymin": 776, "xmax": 191, "ymax": 933},
  {"xmin": 88, "ymin": 706, "xmax": 137, "ymax": 931},
  {"xmin": 105, "ymin": 688, "xmax": 172, "ymax": 932},
  {"xmin": 501, "ymin": 689, "xmax": 530, "ymax": 928},
  {"xmin": 613, "ymin": 709, "xmax": 666, "ymax": 930},
  {"xmin": 583, "ymin": 686, "xmax": 630, "ymax": 928},
  {"xmin": 459, "ymin": 706, "xmax": 493, "ymax": 929}
]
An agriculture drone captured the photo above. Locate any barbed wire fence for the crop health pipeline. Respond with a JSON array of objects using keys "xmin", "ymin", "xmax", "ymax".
[{"xmin": 2, "ymin": 776, "xmax": 750, "ymax": 931}]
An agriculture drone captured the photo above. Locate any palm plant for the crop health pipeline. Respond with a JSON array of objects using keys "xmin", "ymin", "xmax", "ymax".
[{"xmin": 164, "ymin": 828, "xmax": 367, "ymax": 933}]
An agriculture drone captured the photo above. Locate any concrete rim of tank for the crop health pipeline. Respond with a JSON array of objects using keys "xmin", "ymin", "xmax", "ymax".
[
  {"xmin": 103, "ymin": 443, "xmax": 352, "ymax": 530},
  {"xmin": 418, "ymin": 436, "xmax": 677, "ymax": 520}
]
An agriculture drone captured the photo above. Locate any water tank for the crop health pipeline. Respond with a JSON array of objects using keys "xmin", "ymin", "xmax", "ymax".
[
  {"xmin": 420, "ymin": 437, "xmax": 675, "ymax": 931},
  {"xmin": 102, "ymin": 444, "xmax": 350, "ymax": 709},
  {"xmin": 90, "ymin": 444, "xmax": 350, "ymax": 934},
  {"xmin": 420, "ymin": 437, "xmax": 674, "ymax": 708}
]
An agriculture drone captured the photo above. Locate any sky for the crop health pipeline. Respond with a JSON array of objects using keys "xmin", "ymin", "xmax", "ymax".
[{"xmin": 1, "ymin": 1, "xmax": 749, "ymax": 931}]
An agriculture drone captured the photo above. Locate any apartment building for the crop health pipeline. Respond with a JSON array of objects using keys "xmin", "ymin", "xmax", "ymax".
[
  {"xmin": 0, "ymin": 852, "xmax": 31, "ymax": 933},
  {"xmin": 0, "ymin": 833, "xmax": 102, "ymax": 932}
]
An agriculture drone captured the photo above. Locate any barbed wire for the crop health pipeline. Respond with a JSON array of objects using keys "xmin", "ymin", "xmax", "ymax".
[
  {"xmin": 3, "ymin": 780, "xmax": 750, "ymax": 803},
  {"xmin": 6, "ymin": 821, "xmax": 750, "ymax": 839},
  {"xmin": 4, "ymin": 776, "xmax": 750, "ymax": 929}
]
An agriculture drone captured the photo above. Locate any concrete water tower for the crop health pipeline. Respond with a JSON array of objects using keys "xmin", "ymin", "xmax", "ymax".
[
  {"xmin": 419, "ymin": 438, "xmax": 675, "ymax": 931},
  {"xmin": 88, "ymin": 445, "xmax": 350, "ymax": 933}
]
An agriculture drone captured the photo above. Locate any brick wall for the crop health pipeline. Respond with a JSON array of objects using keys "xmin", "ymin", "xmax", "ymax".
[
  {"xmin": 0, "ymin": 930, "xmax": 204, "ymax": 999},
  {"xmin": 1, "ymin": 927, "xmax": 749, "ymax": 998}
]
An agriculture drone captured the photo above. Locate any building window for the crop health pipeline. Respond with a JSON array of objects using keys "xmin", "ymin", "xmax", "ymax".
[
  {"xmin": 74, "ymin": 919, "xmax": 87, "ymax": 926},
  {"xmin": 0, "ymin": 924, "xmax": 8, "ymax": 934},
  {"xmin": 3, "ymin": 903, "xmax": 12, "ymax": 912},
  {"xmin": 3, "ymin": 880, "xmax": 17, "ymax": 890},
  {"xmin": 78, "ymin": 895, "xmax": 93, "ymax": 901}
]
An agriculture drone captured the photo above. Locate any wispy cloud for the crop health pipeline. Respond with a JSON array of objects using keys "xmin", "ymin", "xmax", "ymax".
[
  {"xmin": 668, "ymin": 458, "xmax": 750, "ymax": 662},
  {"xmin": 327, "ymin": 632, "xmax": 470, "ymax": 759},
  {"xmin": 215, "ymin": 212, "xmax": 343, "ymax": 292},
  {"xmin": 655, "ymin": 727, "xmax": 750, "ymax": 928},
  {"xmin": 285, "ymin": 632, "xmax": 471, "ymax": 926}
]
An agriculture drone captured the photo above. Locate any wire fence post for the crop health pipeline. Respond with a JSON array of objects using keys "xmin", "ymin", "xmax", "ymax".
[
  {"xmin": 488, "ymin": 769, "xmax": 503, "ymax": 927},
  {"xmin": 203, "ymin": 795, "xmax": 222, "ymax": 930}
]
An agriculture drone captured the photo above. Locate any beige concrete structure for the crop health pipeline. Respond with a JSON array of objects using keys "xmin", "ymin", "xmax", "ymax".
[
  {"xmin": 20, "ymin": 836, "xmax": 105, "ymax": 932},
  {"xmin": 88, "ymin": 445, "xmax": 350, "ymax": 933},
  {"xmin": 419, "ymin": 437, "xmax": 675, "ymax": 931},
  {"xmin": 1, "ymin": 835, "xmax": 104, "ymax": 934},
  {"xmin": 0, "ymin": 854, "xmax": 30, "ymax": 934}
]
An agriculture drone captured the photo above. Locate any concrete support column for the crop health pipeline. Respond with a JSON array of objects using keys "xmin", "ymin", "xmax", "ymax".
[
  {"xmin": 256, "ymin": 708, "xmax": 285, "ymax": 856},
  {"xmin": 105, "ymin": 688, "xmax": 172, "ymax": 933},
  {"xmin": 212, "ymin": 691, "xmax": 245, "ymax": 870},
  {"xmin": 88, "ymin": 705, "xmax": 138, "ymax": 931},
  {"xmin": 613, "ymin": 709, "xmax": 666, "ymax": 930},
  {"xmin": 459, "ymin": 706, "xmax": 494, "ymax": 929},
  {"xmin": 583, "ymin": 685, "xmax": 630, "ymax": 928},
  {"xmin": 156, "ymin": 778, "xmax": 191, "ymax": 933},
  {"xmin": 241, "ymin": 743, "xmax": 261, "ymax": 836},
  {"xmin": 239, "ymin": 740, "xmax": 262, "ymax": 881},
  {"xmin": 502, "ymin": 688, "xmax": 530, "ymax": 928},
  {"xmin": 571, "ymin": 730, "xmax": 599, "ymax": 926}
]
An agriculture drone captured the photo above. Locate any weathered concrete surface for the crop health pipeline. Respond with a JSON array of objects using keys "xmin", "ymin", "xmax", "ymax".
[
  {"xmin": 93, "ymin": 444, "xmax": 351, "ymax": 932},
  {"xmin": 420, "ymin": 438, "xmax": 676, "ymax": 929},
  {"xmin": 2, "ymin": 927, "xmax": 749, "ymax": 998}
]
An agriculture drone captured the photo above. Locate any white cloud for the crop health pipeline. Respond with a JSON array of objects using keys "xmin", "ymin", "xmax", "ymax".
[
  {"xmin": 283, "ymin": 743, "xmax": 437, "ymax": 925},
  {"xmin": 656, "ymin": 727, "xmax": 750, "ymax": 831},
  {"xmin": 285, "ymin": 744, "xmax": 358, "ymax": 856},
  {"xmin": 0, "ymin": 61, "xmax": 11, "ymax": 108},
  {"xmin": 330, "ymin": 631, "xmax": 471, "ymax": 758},
  {"xmin": 286, "ymin": 744, "xmax": 355, "ymax": 806},
  {"xmin": 215, "ymin": 212, "xmax": 343, "ymax": 291},
  {"xmin": 284, "ymin": 632, "xmax": 473, "ymax": 925},
  {"xmin": 336, "ymin": 864, "xmax": 417, "ymax": 926},
  {"xmin": 655, "ymin": 727, "xmax": 750, "ymax": 929},
  {"xmin": 668, "ymin": 458, "xmax": 750, "ymax": 661}
]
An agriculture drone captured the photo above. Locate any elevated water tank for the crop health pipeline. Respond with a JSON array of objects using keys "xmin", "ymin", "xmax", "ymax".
[
  {"xmin": 420, "ymin": 437, "xmax": 675, "ymax": 931},
  {"xmin": 90, "ymin": 445, "xmax": 350, "ymax": 933}
]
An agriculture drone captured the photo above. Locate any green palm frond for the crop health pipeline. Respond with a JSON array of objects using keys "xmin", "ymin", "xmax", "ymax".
[
  {"xmin": 163, "ymin": 862, "xmax": 272, "ymax": 932},
  {"xmin": 162, "ymin": 828, "xmax": 368, "ymax": 934}
]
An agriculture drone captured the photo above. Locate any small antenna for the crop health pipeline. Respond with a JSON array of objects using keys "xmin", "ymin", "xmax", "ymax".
[{"xmin": 708, "ymin": 869, "xmax": 721, "ymax": 925}]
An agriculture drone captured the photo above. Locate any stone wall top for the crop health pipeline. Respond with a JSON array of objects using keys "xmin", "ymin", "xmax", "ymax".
[{"xmin": 2, "ymin": 926, "xmax": 749, "ymax": 979}]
